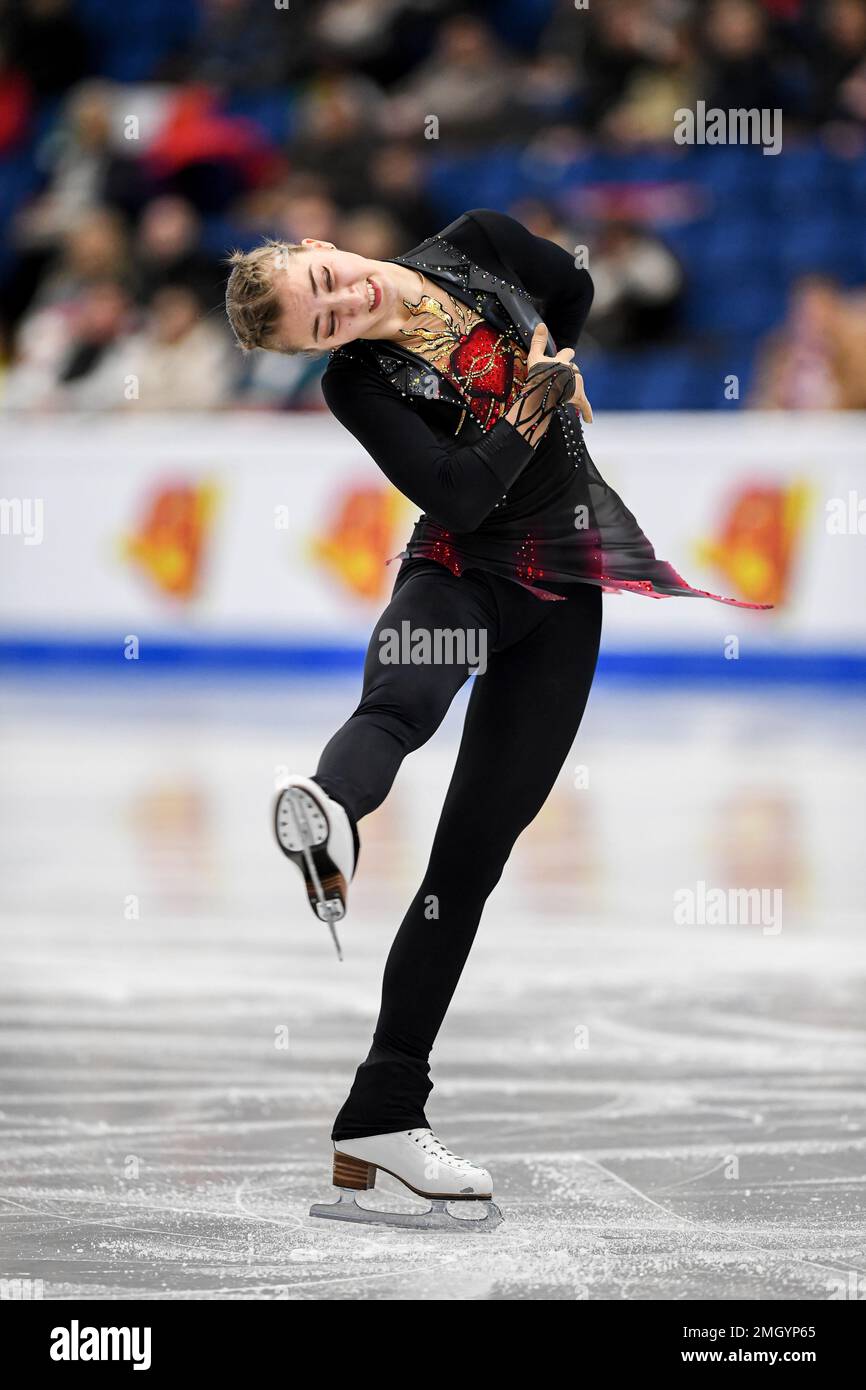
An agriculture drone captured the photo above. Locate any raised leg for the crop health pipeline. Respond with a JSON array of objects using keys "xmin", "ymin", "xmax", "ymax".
[{"xmin": 315, "ymin": 562, "xmax": 499, "ymax": 822}]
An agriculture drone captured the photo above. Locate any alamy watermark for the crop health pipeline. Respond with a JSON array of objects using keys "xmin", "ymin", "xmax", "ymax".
[
  {"xmin": 826, "ymin": 491, "xmax": 866, "ymax": 535},
  {"xmin": 674, "ymin": 879, "xmax": 782, "ymax": 935},
  {"xmin": 50, "ymin": 1322, "xmax": 151, "ymax": 1370},
  {"xmin": 379, "ymin": 621, "xmax": 488, "ymax": 674},
  {"xmin": 0, "ymin": 497, "xmax": 43, "ymax": 545},
  {"xmin": 674, "ymin": 102, "xmax": 782, "ymax": 156}
]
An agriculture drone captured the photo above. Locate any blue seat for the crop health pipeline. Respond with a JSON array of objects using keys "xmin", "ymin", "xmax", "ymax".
[
  {"xmin": 223, "ymin": 92, "xmax": 292, "ymax": 147},
  {"xmin": 842, "ymin": 154, "xmax": 866, "ymax": 213},
  {"xmin": 691, "ymin": 146, "xmax": 769, "ymax": 203},
  {"xmin": 426, "ymin": 157, "xmax": 494, "ymax": 222},
  {"xmin": 75, "ymin": 0, "xmax": 199, "ymax": 80},
  {"xmin": 778, "ymin": 217, "xmax": 851, "ymax": 276},
  {"xmin": 661, "ymin": 220, "xmax": 712, "ymax": 266},
  {"xmin": 0, "ymin": 156, "xmax": 43, "ymax": 226},
  {"xmin": 684, "ymin": 274, "xmax": 785, "ymax": 338},
  {"xmin": 628, "ymin": 349, "xmax": 697, "ymax": 409},
  {"xmin": 200, "ymin": 215, "xmax": 252, "ymax": 259},
  {"xmin": 766, "ymin": 146, "xmax": 844, "ymax": 215},
  {"xmin": 487, "ymin": 0, "xmax": 557, "ymax": 49},
  {"xmin": 582, "ymin": 353, "xmax": 646, "ymax": 411},
  {"xmin": 698, "ymin": 214, "xmax": 772, "ymax": 271},
  {"xmin": 426, "ymin": 149, "xmax": 527, "ymax": 222}
]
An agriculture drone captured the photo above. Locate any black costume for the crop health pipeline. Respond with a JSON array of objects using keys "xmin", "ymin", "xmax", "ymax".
[
  {"xmin": 323, "ymin": 208, "xmax": 771, "ymax": 608},
  {"xmin": 315, "ymin": 210, "xmax": 766, "ymax": 1142}
]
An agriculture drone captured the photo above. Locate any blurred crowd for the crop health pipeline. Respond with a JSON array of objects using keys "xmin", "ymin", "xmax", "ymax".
[{"xmin": 2, "ymin": 0, "xmax": 866, "ymax": 411}]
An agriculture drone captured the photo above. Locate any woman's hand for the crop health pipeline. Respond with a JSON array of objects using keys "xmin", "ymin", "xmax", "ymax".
[{"xmin": 526, "ymin": 323, "xmax": 593, "ymax": 424}]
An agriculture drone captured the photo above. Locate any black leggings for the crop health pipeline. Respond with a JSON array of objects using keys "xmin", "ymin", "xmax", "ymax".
[{"xmin": 314, "ymin": 558, "xmax": 602, "ymax": 1141}]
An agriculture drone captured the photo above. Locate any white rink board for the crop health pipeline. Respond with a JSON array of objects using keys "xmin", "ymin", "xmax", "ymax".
[{"xmin": 1, "ymin": 411, "xmax": 864, "ymax": 651}]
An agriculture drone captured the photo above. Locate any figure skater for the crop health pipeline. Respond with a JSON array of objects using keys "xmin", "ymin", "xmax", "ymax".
[{"xmin": 225, "ymin": 208, "xmax": 768, "ymax": 1230}]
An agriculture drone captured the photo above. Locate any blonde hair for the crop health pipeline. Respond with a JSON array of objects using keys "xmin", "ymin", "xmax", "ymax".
[{"xmin": 224, "ymin": 238, "xmax": 308, "ymax": 354}]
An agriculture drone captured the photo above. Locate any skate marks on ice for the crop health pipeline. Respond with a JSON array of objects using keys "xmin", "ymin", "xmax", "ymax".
[
  {"xmin": 1, "ymin": 679, "xmax": 865, "ymax": 1298},
  {"xmin": 2, "ymin": 956, "xmax": 863, "ymax": 1299}
]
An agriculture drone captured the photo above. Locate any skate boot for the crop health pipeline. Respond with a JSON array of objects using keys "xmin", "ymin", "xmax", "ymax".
[
  {"xmin": 274, "ymin": 776, "xmax": 357, "ymax": 958},
  {"xmin": 310, "ymin": 1128, "xmax": 503, "ymax": 1232}
]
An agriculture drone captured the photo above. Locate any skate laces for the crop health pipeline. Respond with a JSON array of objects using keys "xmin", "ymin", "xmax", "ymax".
[{"xmin": 409, "ymin": 1128, "xmax": 464, "ymax": 1167}]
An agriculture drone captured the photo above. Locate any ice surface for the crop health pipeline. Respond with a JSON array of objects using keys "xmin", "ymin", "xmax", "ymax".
[{"xmin": 0, "ymin": 675, "xmax": 864, "ymax": 1300}]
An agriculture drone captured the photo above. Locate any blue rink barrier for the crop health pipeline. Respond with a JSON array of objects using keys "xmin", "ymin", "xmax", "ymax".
[{"xmin": 0, "ymin": 638, "xmax": 865, "ymax": 685}]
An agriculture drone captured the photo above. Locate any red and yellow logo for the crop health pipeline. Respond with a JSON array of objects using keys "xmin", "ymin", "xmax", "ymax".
[
  {"xmin": 696, "ymin": 481, "xmax": 809, "ymax": 609},
  {"xmin": 309, "ymin": 484, "xmax": 410, "ymax": 601},
  {"xmin": 122, "ymin": 481, "xmax": 218, "ymax": 599}
]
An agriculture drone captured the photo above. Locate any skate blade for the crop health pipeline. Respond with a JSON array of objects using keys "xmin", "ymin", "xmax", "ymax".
[
  {"xmin": 319, "ymin": 909, "xmax": 343, "ymax": 962},
  {"xmin": 310, "ymin": 1188, "xmax": 503, "ymax": 1233},
  {"xmin": 277, "ymin": 788, "xmax": 345, "ymax": 958}
]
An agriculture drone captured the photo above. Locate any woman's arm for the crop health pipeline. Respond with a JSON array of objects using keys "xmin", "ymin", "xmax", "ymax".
[
  {"xmin": 461, "ymin": 207, "xmax": 594, "ymax": 353},
  {"xmin": 322, "ymin": 357, "xmax": 572, "ymax": 533}
]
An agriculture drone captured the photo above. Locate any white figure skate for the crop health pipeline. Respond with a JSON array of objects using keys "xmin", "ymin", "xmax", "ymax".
[
  {"xmin": 310, "ymin": 1128, "xmax": 503, "ymax": 1232},
  {"xmin": 274, "ymin": 776, "xmax": 356, "ymax": 959}
]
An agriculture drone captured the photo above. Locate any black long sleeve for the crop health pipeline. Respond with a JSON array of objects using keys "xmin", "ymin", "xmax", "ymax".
[
  {"xmin": 322, "ymin": 359, "xmax": 536, "ymax": 533},
  {"xmin": 459, "ymin": 208, "xmax": 593, "ymax": 352}
]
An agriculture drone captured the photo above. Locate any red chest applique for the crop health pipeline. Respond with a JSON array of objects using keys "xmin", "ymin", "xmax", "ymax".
[{"xmin": 444, "ymin": 322, "xmax": 527, "ymax": 431}]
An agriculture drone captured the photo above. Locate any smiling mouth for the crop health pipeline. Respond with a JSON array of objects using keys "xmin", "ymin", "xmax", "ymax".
[{"xmin": 366, "ymin": 278, "xmax": 381, "ymax": 312}]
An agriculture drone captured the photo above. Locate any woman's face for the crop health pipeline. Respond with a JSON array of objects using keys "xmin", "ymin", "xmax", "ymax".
[{"xmin": 271, "ymin": 240, "xmax": 406, "ymax": 352}]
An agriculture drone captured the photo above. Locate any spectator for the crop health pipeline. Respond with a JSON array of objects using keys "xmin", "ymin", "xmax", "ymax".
[
  {"xmin": 750, "ymin": 274, "xmax": 866, "ymax": 409},
  {"xmin": 119, "ymin": 285, "xmax": 234, "ymax": 410},
  {"xmin": 814, "ymin": 0, "xmax": 866, "ymax": 126},
  {"xmin": 600, "ymin": 25, "xmax": 698, "ymax": 147},
  {"xmin": 233, "ymin": 343, "xmax": 329, "ymax": 412},
  {"xmin": 271, "ymin": 186, "xmax": 343, "ymax": 247},
  {"xmin": 545, "ymin": 0, "xmax": 666, "ymax": 132},
  {"xmin": 231, "ymin": 178, "xmax": 344, "ymax": 250},
  {"xmin": 700, "ymin": 0, "xmax": 786, "ymax": 114},
  {"xmin": 185, "ymin": 0, "xmax": 312, "ymax": 90},
  {"xmin": 336, "ymin": 206, "xmax": 404, "ymax": 261},
  {"xmin": 587, "ymin": 222, "xmax": 685, "ymax": 349},
  {"xmin": 314, "ymin": 0, "xmax": 443, "ymax": 87},
  {"xmin": 367, "ymin": 143, "xmax": 439, "ymax": 246},
  {"xmin": 145, "ymin": 84, "xmax": 282, "ymax": 215},
  {"xmin": 134, "ymin": 196, "xmax": 224, "ymax": 311},
  {"xmin": 27, "ymin": 206, "xmax": 131, "ymax": 312},
  {"xmin": 507, "ymin": 197, "xmax": 578, "ymax": 252},
  {"xmin": 6, "ymin": 0, "xmax": 89, "ymax": 100},
  {"xmin": 513, "ymin": 53, "xmax": 581, "ymax": 135},
  {"xmin": 290, "ymin": 72, "xmax": 385, "ymax": 207},
  {"xmin": 385, "ymin": 14, "xmax": 517, "ymax": 141},
  {"xmin": 4, "ymin": 279, "xmax": 135, "ymax": 410},
  {"xmin": 13, "ymin": 81, "xmax": 148, "ymax": 259}
]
